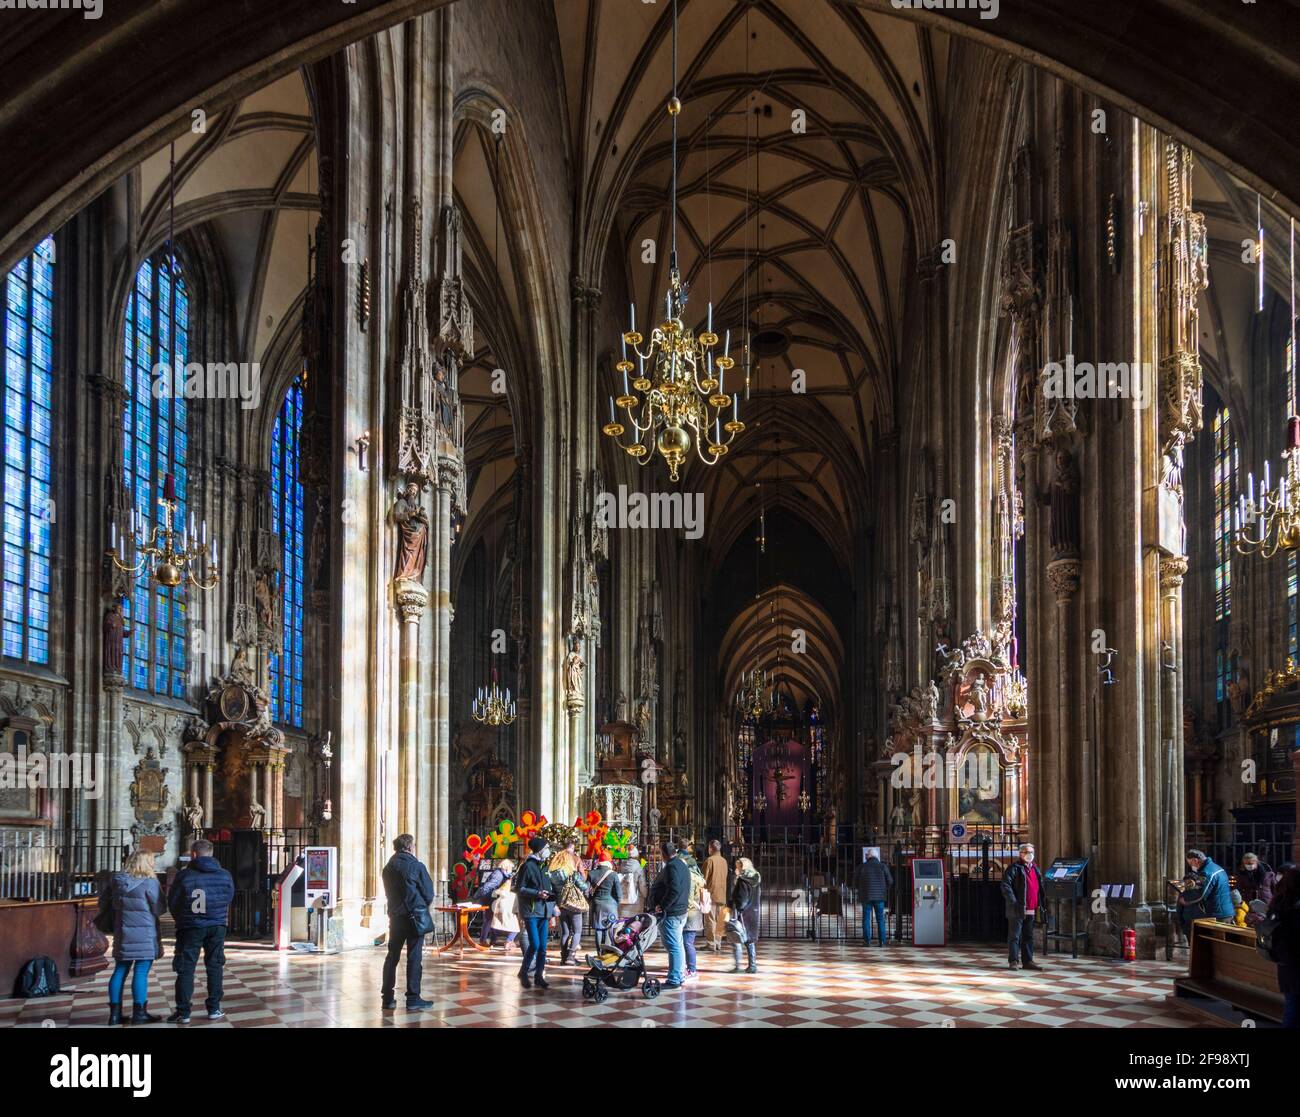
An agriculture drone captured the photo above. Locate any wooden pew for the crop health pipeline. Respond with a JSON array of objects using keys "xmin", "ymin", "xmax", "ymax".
[{"xmin": 1172, "ymin": 918, "xmax": 1283, "ymax": 1025}]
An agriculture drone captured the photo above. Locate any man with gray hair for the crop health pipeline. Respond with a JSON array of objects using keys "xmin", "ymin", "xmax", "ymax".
[
  {"xmin": 1001, "ymin": 842, "xmax": 1045, "ymax": 971},
  {"xmin": 381, "ymin": 834, "xmax": 435, "ymax": 1011}
]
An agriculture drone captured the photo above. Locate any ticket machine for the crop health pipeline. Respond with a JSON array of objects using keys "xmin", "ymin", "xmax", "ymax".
[
  {"xmin": 303, "ymin": 846, "xmax": 338, "ymax": 952},
  {"xmin": 911, "ymin": 858, "xmax": 946, "ymax": 945}
]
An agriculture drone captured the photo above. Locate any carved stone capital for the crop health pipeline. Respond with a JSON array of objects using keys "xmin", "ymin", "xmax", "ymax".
[
  {"xmin": 395, "ymin": 579, "xmax": 429, "ymax": 622},
  {"xmin": 1160, "ymin": 555, "xmax": 1189, "ymax": 592},
  {"xmin": 1046, "ymin": 557, "xmax": 1082, "ymax": 602}
]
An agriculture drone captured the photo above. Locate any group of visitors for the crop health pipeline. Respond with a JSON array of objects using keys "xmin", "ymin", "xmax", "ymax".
[
  {"xmin": 95, "ymin": 838, "xmax": 234, "ymax": 1025},
  {"xmin": 647, "ymin": 839, "xmax": 762, "ymax": 987}
]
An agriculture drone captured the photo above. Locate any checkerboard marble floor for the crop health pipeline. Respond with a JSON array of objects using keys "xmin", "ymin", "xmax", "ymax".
[{"xmin": 0, "ymin": 938, "xmax": 1208, "ymax": 1028}]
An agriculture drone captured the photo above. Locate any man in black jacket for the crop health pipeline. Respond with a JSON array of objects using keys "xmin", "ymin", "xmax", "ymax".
[
  {"xmin": 854, "ymin": 849, "xmax": 892, "ymax": 947},
  {"xmin": 381, "ymin": 834, "xmax": 434, "ymax": 1010},
  {"xmin": 167, "ymin": 838, "xmax": 235, "ymax": 1023},
  {"xmin": 649, "ymin": 840, "xmax": 691, "ymax": 988},
  {"xmin": 1001, "ymin": 842, "xmax": 1045, "ymax": 971},
  {"xmin": 515, "ymin": 835, "xmax": 555, "ymax": 990}
]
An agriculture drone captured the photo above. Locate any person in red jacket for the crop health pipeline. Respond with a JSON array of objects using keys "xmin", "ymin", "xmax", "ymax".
[{"xmin": 1001, "ymin": 842, "xmax": 1046, "ymax": 971}]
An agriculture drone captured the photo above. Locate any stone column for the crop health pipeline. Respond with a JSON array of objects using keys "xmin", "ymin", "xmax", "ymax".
[
  {"xmin": 1045, "ymin": 556, "xmax": 1082, "ymax": 857},
  {"xmin": 203, "ymin": 762, "xmax": 214, "ymax": 828},
  {"xmin": 1160, "ymin": 555, "xmax": 1188, "ymax": 884},
  {"xmin": 101, "ymin": 674, "xmax": 126, "ymax": 833},
  {"xmin": 430, "ymin": 469, "xmax": 459, "ymax": 885},
  {"xmin": 395, "ymin": 579, "xmax": 428, "ymax": 837}
]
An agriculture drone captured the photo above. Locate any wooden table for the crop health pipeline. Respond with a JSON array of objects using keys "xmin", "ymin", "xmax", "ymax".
[{"xmin": 436, "ymin": 904, "xmax": 490, "ymax": 959}]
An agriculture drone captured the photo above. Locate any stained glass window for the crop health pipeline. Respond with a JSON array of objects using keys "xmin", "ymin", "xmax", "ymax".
[
  {"xmin": 2, "ymin": 237, "xmax": 55, "ymax": 665},
  {"xmin": 269, "ymin": 378, "xmax": 304, "ymax": 727},
  {"xmin": 1212, "ymin": 406, "xmax": 1237, "ymax": 707},
  {"xmin": 123, "ymin": 253, "xmax": 189, "ymax": 697}
]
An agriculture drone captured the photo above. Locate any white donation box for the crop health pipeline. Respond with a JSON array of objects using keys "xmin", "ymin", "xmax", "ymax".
[{"xmin": 911, "ymin": 857, "xmax": 946, "ymax": 946}]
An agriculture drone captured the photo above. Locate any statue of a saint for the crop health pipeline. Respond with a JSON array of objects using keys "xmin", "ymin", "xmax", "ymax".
[
  {"xmin": 923, "ymin": 680, "xmax": 940, "ymax": 721},
  {"xmin": 393, "ymin": 481, "xmax": 429, "ymax": 581},
  {"xmin": 1047, "ymin": 446, "xmax": 1081, "ymax": 557},
  {"xmin": 103, "ymin": 601, "xmax": 130, "ymax": 676},
  {"xmin": 564, "ymin": 647, "xmax": 586, "ymax": 702},
  {"xmin": 183, "ymin": 796, "xmax": 204, "ymax": 838},
  {"xmin": 971, "ymin": 673, "xmax": 990, "ymax": 719},
  {"xmin": 249, "ymin": 798, "xmax": 267, "ymax": 831}
]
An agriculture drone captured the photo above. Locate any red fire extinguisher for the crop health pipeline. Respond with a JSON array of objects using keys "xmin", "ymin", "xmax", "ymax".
[{"xmin": 1122, "ymin": 927, "xmax": 1137, "ymax": 962}]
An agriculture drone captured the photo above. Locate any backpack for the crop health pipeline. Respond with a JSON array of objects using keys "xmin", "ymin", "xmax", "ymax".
[
  {"xmin": 16, "ymin": 956, "xmax": 60, "ymax": 998},
  {"xmin": 1256, "ymin": 910, "xmax": 1287, "ymax": 963}
]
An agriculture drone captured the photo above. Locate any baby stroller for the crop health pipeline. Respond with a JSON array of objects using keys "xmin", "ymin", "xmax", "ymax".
[{"xmin": 582, "ymin": 913, "xmax": 662, "ymax": 1002}]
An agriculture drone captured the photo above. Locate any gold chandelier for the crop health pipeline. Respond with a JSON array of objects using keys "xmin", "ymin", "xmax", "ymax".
[
  {"xmin": 1234, "ymin": 215, "xmax": 1299, "ymax": 558},
  {"xmin": 736, "ymin": 662, "xmax": 767, "ymax": 721},
  {"xmin": 472, "ymin": 669, "xmax": 516, "ymax": 727},
  {"xmin": 601, "ymin": 0, "xmax": 745, "ymax": 482},
  {"xmin": 108, "ymin": 472, "xmax": 219, "ymax": 590}
]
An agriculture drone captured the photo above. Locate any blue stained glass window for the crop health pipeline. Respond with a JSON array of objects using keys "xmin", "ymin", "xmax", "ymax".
[
  {"xmin": 1, "ymin": 237, "xmax": 55, "ymax": 665},
  {"xmin": 269, "ymin": 378, "xmax": 304, "ymax": 727},
  {"xmin": 1212, "ymin": 407, "xmax": 1236, "ymax": 712},
  {"xmin": 123, "ymin": 252, "xmax": 189, "ymax": 697}
]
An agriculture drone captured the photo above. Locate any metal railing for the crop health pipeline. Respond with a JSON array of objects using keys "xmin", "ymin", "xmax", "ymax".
[
  {"xmin": 1182, "ymin": 821, "xmax": 1294, "ymax": 875},
  {"xmin": 0, "ymin": 827, "xmax": 134, "ymax": 901},
  {"xmin": 641, "ymin": 825, "xmax": 1028, "ymax": 942},
  {"xmin": 198, "ymin": 827, "xmax": 319, "ymax": 938}
]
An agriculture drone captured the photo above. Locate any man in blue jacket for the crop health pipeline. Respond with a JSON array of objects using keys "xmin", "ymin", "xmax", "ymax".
[
  {"xmin": 167, "ymin": 838, "xmax": 235, "ymax": 1023},
  {"xmin": 1175, "ymin": 849, "xmax": 1234, "ymax": 938},
  {"xmin": 649, "ymin": 840, "xmax": 691, "ymax": 989},
  {"xmin": 381, "ymin": 834, "xmax": 435, "ymax": 1011}
]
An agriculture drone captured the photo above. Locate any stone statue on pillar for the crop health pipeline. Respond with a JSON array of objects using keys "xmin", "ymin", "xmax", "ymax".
[
  {"xmin": 1047, "ymin": 445, "xmax": 1081, "ymax": 557},
  {"xmin": 393, "ymin": 481, "xmax": 429, "ymax": 582},
  {"xmin": 103, "ymin": 600, "xmax": 129, "ymax": 679},
  {"xmin": 564, "ymin": 646, "xmax": 586, "ymax": 707}
]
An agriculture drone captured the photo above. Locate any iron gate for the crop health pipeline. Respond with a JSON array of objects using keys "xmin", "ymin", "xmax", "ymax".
[
  {"xmin": 200, "ymin": 828, "xmax": 318, "ymax": 938},
  {"xmin": 647, "ymin": 825, "xmax": 1027, "ymax": 942}
]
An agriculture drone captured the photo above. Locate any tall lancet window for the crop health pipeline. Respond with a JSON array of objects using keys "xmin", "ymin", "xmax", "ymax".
[
  {"xmin": 123, "ymin": 253, "xmax": 190, "ymax": 697},
  {"xmin": 269, "ymin": 378, "xmax": 304, "ymax": 727},
  {"xmin": 2, "ymin": 237, "xmax": 55, "ymax": 665},
  {"xmin": 1212, "ymin": 406, "xmax": 1237, "ymax": 708}
]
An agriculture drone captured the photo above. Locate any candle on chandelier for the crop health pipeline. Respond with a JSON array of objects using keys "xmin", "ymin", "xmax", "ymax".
[
  {"xmin": 1249, "ymin": 471, "xmax": 1255, "ymax": 505},
  {"xmin": 621, "ymin": 334, "xmax": 627, "ymax": 362},
  {"xmin": 163, "ymin": 472, "xmax": 177, "ymax": 503},
  {"xmin": 623, "ymin": 365, "xmax": 629, "ymax": 395},
  {"xmin": 1264, "ymin": 460, "xmax": 1271, "ymax": 494},
  {"xmin": 707, "ymin": 303, "xmax": 713, "ymax": 336},
  {"xmin": 201, "ymin": 519, "xmax": 207, "ymax": 544},
  {"xmin": 609, "ymin": 396, "xmax": 616, "ymax": 423},
  {"xmin": 209, "ymin": 538, "xmax": 217, "ymax": 565},
  {"xmin": 733, "ymin": 395, "xmax": 739, "ymax": 422},
  {"xmin": 724, "ymin": 329, "xmax": 731, "ymax": 358},
  {"xmin": 630, "ymin": 304, "xmax": 636, "ymax": 333},
  {"xmin": 110, "ymin": 521, "xmax": 117, "ymax": 549},
  {"xmin": 715, "ymin": 416, "xmax": 721, "ymax": 444}
]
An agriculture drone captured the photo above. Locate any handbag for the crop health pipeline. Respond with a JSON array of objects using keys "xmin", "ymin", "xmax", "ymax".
[
  {"xmin": 93, "ymin": 902, "xmax": 115, "ymax": 934},
  {"xmin": 559, "ymin": 876, "xmax": 589, "ymax": 914},
  {"xmin": 724, "ymin": 915, "xmax": 747, "ymax": 944}
]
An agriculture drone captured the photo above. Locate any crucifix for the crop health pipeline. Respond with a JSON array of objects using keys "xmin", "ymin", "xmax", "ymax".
[{"xmin": 766, "ymin": 761, "xmax": 794, "ymax": 804}]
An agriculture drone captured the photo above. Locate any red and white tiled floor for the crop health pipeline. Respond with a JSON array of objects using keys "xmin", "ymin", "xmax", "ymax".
[{"xmin": 0, "ymin": 938, "xmax": 1207, "ymax": 1028}]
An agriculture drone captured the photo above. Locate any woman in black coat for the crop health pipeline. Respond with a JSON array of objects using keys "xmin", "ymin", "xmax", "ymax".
[
  {"xmin": 728, "ymin": 857, "xmax": 762, "ymax": 975},
  {"xmin": 97, "ymin": 849, "xmax": 165, "ymax": 1025},
  {"xmin": 1268, "ymin": 863, "xmax": 1300, "ymax": 1029}
]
